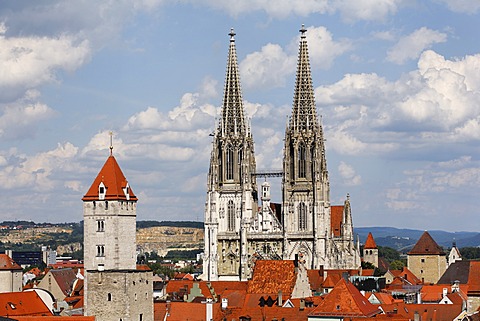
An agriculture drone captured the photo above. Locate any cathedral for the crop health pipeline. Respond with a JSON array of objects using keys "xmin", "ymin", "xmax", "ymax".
[{"xmin": 203, "ymin": 26, "xmax": 361, "ymax": 281}]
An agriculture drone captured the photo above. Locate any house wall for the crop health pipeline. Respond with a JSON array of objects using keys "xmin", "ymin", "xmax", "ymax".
[
  {"xmin": 85, "ymin": 270, "xmax": 153, "ymax": 321},
  {"xmin": 408, "ymin": 254, "xmax": 446, "ymax": 284},
  {"xmin": 0, "ymin": 270, "xmax": 22, "ymax": 292},
  {"xmin": 37, "ymin": 271, "xmax": 65, "ymax": 301}
]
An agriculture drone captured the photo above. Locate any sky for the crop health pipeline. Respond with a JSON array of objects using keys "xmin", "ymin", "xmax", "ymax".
[{"xmin": 1, "ymin": 0, "xmax": 480, "ymax": 232}]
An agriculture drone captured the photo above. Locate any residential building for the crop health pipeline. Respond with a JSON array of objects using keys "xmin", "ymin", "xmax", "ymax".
[
  {"xmin": 203, "ymin": 26, "xmax": 360, "ymax": 281},
  {"xmin": 0, "ymin": 254, "xmax": 22, "ymax": 293},
  {"xmin": 447, "ymin": 240, "xmax": 462, "ymax": 267}
]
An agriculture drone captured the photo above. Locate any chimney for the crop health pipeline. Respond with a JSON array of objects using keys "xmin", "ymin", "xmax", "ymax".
[
  {"xmin": 221, "ymin": 298, "xmax": 228, "ymax": 310},
  {"xmin": 442, "ymin": 288, "xmax": 448, "ymax": 297},
  {"xmin": 299, "ymin": 299, "xmax": 305, "ymax": 310},
  {"xmin": 277, "ymin": 290, "xmax": 283, "ymax": 306}
]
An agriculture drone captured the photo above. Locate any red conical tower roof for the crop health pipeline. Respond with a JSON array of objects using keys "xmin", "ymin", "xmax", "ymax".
[
  {"xmin": 82, "ymin": 155, "xmax": 137, "ymax": 201},
  {"xmin": 364, "ymin": 232, "xmax": 377, "ymax": 249}
]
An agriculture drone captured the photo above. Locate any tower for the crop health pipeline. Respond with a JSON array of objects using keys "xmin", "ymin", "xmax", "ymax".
[
  {"xmin": 407, "ymin": 231, "xmax": 446, "ymax": 284},
  {"xmin": 363, "ymin": 232, "xmax": 379, "ymax": 268},
  {"xmin": 203, "ymin": 29, "xmax": 258, "ymax": 281},
  {"xmin": 83, "ymin": 142, "xmax": 153, "ymax": 321},
  {"xmin": 282, "ymin": 25, "xmax": 360, "ymax": 270}
]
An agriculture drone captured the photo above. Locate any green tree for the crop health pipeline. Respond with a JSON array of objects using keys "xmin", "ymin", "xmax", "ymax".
[
  {"xmin": 459, "ymin": 247, "xmax": 480, "ymax": 260},
  {"xmin": 378, "ymin": 246, "xmax": 400, "ymax": 263},
  {"xmin": 389, "ymin": 259, "xmax": 405, "ymax": 270}
]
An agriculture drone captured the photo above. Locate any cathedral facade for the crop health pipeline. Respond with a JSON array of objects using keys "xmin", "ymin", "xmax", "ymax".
[{"xmin": 203, "ymin": 27, "xmax": 361, "ymax": 281}]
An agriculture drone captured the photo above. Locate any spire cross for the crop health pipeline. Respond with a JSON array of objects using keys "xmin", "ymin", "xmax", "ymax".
[
  {"xmin": 109, "ymin": 131, "xmax": 113, "ymax": 155},
  {"xmin": 300, "ymin": 24, "xmax": 307, "ymax": 38},
  {"xmin": 229, "ymin": 28, "xmax": 236, "ymax": 42}
]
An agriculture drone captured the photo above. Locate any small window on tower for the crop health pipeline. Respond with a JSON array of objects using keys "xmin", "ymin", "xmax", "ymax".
[{"xmin": 99, "ymin": 182, "xmax": 107, "ymax": 200}]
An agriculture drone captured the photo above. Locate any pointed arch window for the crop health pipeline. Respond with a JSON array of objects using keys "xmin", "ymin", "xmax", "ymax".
[
  {"xmin": 298, "ymin": 202, "xmax": 307, "ymax": 230},
  {"xmin": 238, "ymin": 146, "xmax": 243, "ymax": 182},
  {"xmin": 226, "ymin": 145, "xmax": 234, "ymax": 180},
  {"xmin": 227, "ymin": 200, "xmax": 235, "ymax": 231},
  {"xmin": 218, "ymin": 144, "xmax": 223, "ymax": 181},
  {"xmin": 298, "ymin": 143, "xmax": 306, "ymax": 178},
  {"xmin": 289, "ymin": 143, "xmax": 295, "ymax": 180}
]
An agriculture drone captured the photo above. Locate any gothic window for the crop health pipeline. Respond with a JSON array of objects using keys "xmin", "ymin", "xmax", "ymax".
[
  {"xmin": 298, "ymin": 202, "xmax": 307, "ymax": 230},
  {"xmin": 227, "ymin": 200, "xmax": 235, "ymax": 231},
  {"xmin": 218, "ymin": 145, "xmax": 223, "ymax": 181},
  {"xmin": 226, "ymin": 145, "xmax": 234, "ymax": 180},
  {"xmin": 238, "ymin": 146, "xmax": 243, "ymax": 182},
  {"xmin": 298, "ymin": 143, "xmax": 306, "ymax": 178},
  {"xmin": 289, "ymin": 143, "xmax": 295, "ymax": 180}
]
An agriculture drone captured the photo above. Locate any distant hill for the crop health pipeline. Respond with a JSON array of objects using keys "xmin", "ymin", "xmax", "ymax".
[
  {"xmin": 355, "ymin": 227, "xmax": 480, "ymax": 251},
  {"xmin": 136, "ymin": 221, "xmax": 203, "ymax": 229}
]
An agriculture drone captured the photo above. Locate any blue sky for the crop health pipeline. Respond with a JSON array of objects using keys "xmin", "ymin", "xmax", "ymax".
[{"xmin": 1, "ymin": 0, "xmax": 480, "ymax": 232}]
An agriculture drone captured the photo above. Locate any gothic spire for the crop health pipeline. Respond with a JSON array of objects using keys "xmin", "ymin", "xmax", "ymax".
[
  {"xmin": 290, "ymin": 24, "xmax": 318, "ymax": 132},
  {"xmin": 220, "ymin": 28, "xmax": 247, "ymax": 137}
]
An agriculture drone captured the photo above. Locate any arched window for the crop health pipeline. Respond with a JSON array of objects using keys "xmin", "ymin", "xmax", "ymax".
[
  {"xmin": 218, "ymin": 144, "xmax": 223, "ymax": 181},
  {"xmin": 227, "ymin": 200, "xmax": 235, "ymax": 231},
  {"xmin": 298, "ymin": 143, "xmax": 306, "ymax": 178},
  {"xmin": 298, "ymin": 202, "xmax": 307, "ymax": 230},
  {"xmin": 238, "ymin": 146, "xmax": 243, "ymax": 182},
  {"xmin": 289, "ymin": 143, "xmax": 295, "ymax": 180},
  {"xmin": 226, "ymin": 145, "xmax": 234, "ymax": 180},
  {"xmin": 107, "ymin": 293, "xmax": 112, "ymax": 301}
]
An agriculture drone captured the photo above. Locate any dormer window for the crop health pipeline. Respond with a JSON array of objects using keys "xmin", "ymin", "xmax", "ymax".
[
  {"xmin": 123, "ymin": 183, "xmax": 130, "ymax": 201},
  {"xmin": 99, "ymin": 182, "xmax": 107, "ymax": 200}
]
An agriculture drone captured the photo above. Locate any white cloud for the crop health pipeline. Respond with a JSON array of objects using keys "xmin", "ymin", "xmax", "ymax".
[
  {"xmin": 317, "ymin": 50, "xmax": 480, "ymax": 156},
  {"xmin": 200, "ymin": 0, "xmax": 400, "ymax": 21},
  {"xmin": 241, "ymin": 26, "xmax": 350, "ymax": 89},
  {"xmin": 0, "ymin": 25, "xmax": 91, "ymax": 101},
  {"xmin": 0, "ymin": 91, "xmax": 56, "ymax": 140},
  {"xmin": 240, "ymin": 43, "xmax": 296, "ymax": 89},
  {"xmin": 434, "ymin": 0, "xmax": 480, "ymax": 14},
  {"xmin": 338, "ymin": 161, "xmax": 361, "ymax": 186},
  {"xmin": 386, "ymin": 27, "xmax": 447, "ymax": 64},
  {"xmin": 0, "ymin": 142, "xmax": 79, "ymax": 191}
]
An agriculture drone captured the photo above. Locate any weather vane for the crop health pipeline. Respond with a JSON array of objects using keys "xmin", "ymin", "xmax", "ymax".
[{"xmin": 109, "ymin": 131, "xmax": 113, "ymax": 155}]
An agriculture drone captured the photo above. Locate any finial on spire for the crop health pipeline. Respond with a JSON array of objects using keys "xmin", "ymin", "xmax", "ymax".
[
  {"xmin": 109, "ymin": 131, "xmax": 113, "ymax": 156},
  {"xmin": 300, "ymin": 24, "xmax": 307, "ymax": 38},
  {"xmin": 229, "ymin": 28, "xmax": 236, "ymax": 42}
]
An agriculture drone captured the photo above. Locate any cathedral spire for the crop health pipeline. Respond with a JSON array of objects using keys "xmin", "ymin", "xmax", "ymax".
[
  {"xmin": 290, "ymin": 24, "xmax": 318, "ymax": 132},
  {"xmin": 220, "ymin": 28, "xmax": 246, "ymax": 137}
]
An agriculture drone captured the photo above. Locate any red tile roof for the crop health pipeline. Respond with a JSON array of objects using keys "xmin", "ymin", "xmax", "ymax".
[
  {"xmin": 0, "ymin": 291, "xmax": 53, "ymax": 316},
  {"xmin": 408, "ymin": 231, "xmax": 445, "ymax": 255},
  {"xmin": 330, "ymin": 206, "xmax": 344, "ymax": 237},
  {"xmin": 0, "ymin": 254, "xmax": 22, "ymax": 270},
  {"xmin": 13, "ymin": 317, "xmax": 94, "ymax": 321},
  {"xmin": 364, "ymin": 232, "xmax": 377, "ymax": 249},
  {"xmin": 82, "ymin": 155, "xmax": 137, "ymax": 201},
  {"xmin": 47, "ymin": 268, "xmax": 77, "ymax": 297},
  {"xmin": 309, "ymin": 278, "xmax": 381, "ymax": 317},
  {"xmin": 247, "ymin": 260, "xmax": 296, "ymax": 295}
]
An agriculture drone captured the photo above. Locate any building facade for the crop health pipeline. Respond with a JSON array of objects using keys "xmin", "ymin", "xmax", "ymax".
[
  {"xmin": 203, "ymin": 27, "xmax": 360, "ymax": 281},
  {"xmin": 407, "ymin": 231, "xmax": 447, "ymax": 284},
  {"xmin": 83, "ymin": 148, "xmax": 153, "ymax": 321}
]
